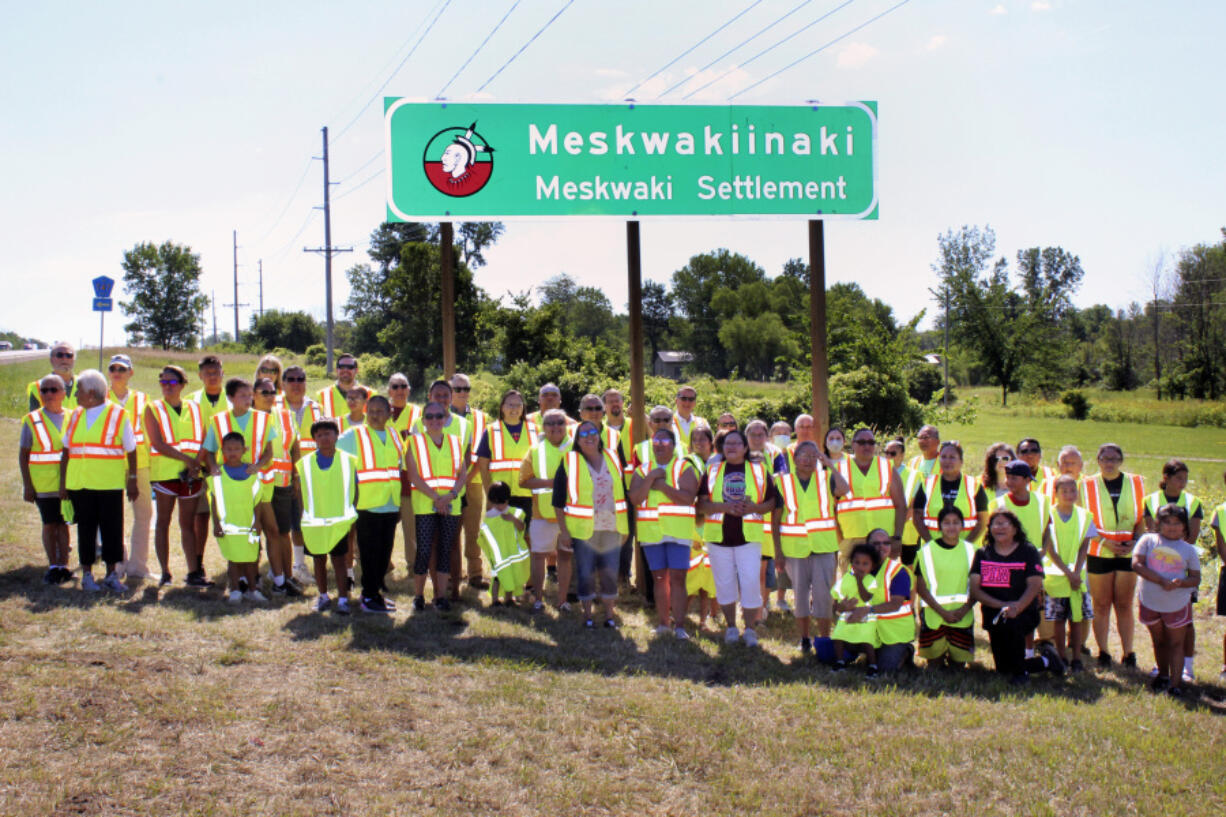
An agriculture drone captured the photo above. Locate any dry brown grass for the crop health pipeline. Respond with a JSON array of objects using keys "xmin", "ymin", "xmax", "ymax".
[{"xmin": 1, "ymin": 413, "xmax": 1225, "ymax": 816}]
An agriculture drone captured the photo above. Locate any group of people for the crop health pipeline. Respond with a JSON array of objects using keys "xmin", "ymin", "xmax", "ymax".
[{"xmin": 17, "ymin": 343, "xmax": 1226, "ymax": 691}]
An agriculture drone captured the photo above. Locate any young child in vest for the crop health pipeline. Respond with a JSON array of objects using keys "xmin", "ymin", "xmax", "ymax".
[
  {"xmin": 210, "ymin": 432, "xmax": 268, "ymax": 603},
  {"xmin": 831, "ymin": 543, "xmax": 883, "ymax": 676},
  {"xmin": 1211, "ymin": 471, "xmax": 1226, "ymax": 683},
  {"xmin": 295, "ymin": 420, "xmax": 358, "ymax": 615},
  {"xmin": 686, "ymin": 540, "xmax": 718, "ymax": 631},
  {"xmin": 479, "ymin": 481, "xmax": 529, "ymax": 606},
  {"xmin": 1043, "ymin": 475, "xmax": 1093, "ymax": 671},
  {"xmin": 337, "ymin": 388, "xmax": 367, "ymax": 433}
]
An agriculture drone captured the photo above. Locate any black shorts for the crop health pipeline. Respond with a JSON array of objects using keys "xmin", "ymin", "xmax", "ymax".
[
  {"xmin": 271, "ymin": 486, "xmax": 301, "ymax": 534},
  {"xmin": 509, "ymin": 496, "xmax": 533, "ymax": 525},
  {"xmin": 900, "ymin": 543, "xmax": 920, "ymax": 567},
  {"xmin": 1086, "ymin": 554, "xmax": 1133, "ymax": 574},
  {"xmin": 312, "ymin": 535, "xmax": 348, "ymax": 558},
  {"xmin": 34, "ymin": 496, "xmax": 64, "ymax": 525},
  {"xmin": 1217, "ymin": 567, "xmax": 1226, "ymax": 616}
]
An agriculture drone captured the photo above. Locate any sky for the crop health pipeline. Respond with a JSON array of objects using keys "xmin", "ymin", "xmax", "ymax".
[{"xmin": 3, "ymin": 0, "xmax": 1224, "ymax": 349}]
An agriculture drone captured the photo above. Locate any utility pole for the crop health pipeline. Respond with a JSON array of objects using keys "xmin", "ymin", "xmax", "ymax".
[
  {"xmin": 943, "ymin": 284, "xmax": 950, "ymax": 409},
  {"xmin": 258, "ymin": 259, "xmax": 264, "ymax": 319},
  {"xmin": 232, "ymin": 230, "xmax": 240, "ymax": 341},
  {"xmin": 211, "ymin": 289, "xmax": 218, "ymax": 345},
  {"xmin": 305, "ymin": 126, "xmax": 351, "ymax": 377}
]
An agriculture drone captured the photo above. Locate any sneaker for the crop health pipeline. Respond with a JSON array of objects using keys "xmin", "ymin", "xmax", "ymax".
[
  {"xmin": 292, "ymin": 564, "xmax": 312, "ymax": 585},
  {"xmin": 185, "ymin": 571, "xmax": 213, "ymax": 588},
  {"xmin": 54, "ymin": 567, "xmax": 73, "ymax": 584},
  {"xmin": 603, "ymin": 618, "xmax": 619, "ymax": 629},
  {"xmin": 383, "ymin": 597, "xmax": 397, "ymax": 612},
  {"xmin": 1122, "ymin": 652, "xmax": 1137, "ymax": 669},
  {"xmin": 1096, "ymin": 651, "xmax": 1112, "ymax": 669},
  {"xmin": 777, "ymin": 598, "xmax": 792, "ymax": 614},
  {"xmin": 81, "ymin": 573, "xmax": 101, "ymax": 592},
  {"xmin": 832, "ymin": 659, "xmax": 847, "ymax": 673},
  {"xmin": 557, "ymin": 601, "xmax": 573, "ymax": 613},
  {"xmin": 724, "ymin": 626, "xmax": 740, "ymax": 644},
  {"xmin": 335, "ymin": 597, "xmax": 350, "ymax": 615},
  {"xmin": 158, "ymin": 573, "xmax": 173, "ymax": 588},
  {"xmin": 270, "ymin": 582, "xmax": 288, "ymax": 596},
  {"xmin": 412, "ymin": 596, "xmax": 425, "ymax": 612},
  {"xmin": 434, "ymin": 598, "xmax": 451, "ymax": 612},
  {"xmin": 1150, "ymin": 675, "xmax": 1170, "ymax": 693},
  {"xmin": 102, "ymin": 574, "xmax": 127, "ymax": 594},
  {"xmin": 655, "ymin": 625, "xmax": 672, "ymax": 636},
  {"xmin": 1181, "ymin": 668, "xmax": 1195, "ymax": 684},
  {"xmin": 228, "ymin": 590, "xmax": 242, "ymax": 604},
  {"xmin": 742, "ymin": 628, "xmax": 759, "ymax": 647},
  {"xmin": 583, "ymin": 618, "xmax": 594, "ymax": 629},
  {"xmin": 531, "ymin": 600, "xmax": 544, "ymax": 613},
  {"xmin": 675, "ymin": 627, "xmax": 689, "ymax": 640},
  {"xmin": 1070, "ymin": 659, "xmax": 1084, "ymax": 673},
  {"xmin": 800, "ymin": 637, "xmax": 813, "ymax": 655},
  {"xmin": 1168, "ymin": 685, "xmax": 1185, "ymax": 698},
  {"xmin": 313, "ymin": 595, "xmax": 331, "ymax": 612},
  {"xmin": 237, "ymin": 577, "xmax": 249, "ymax": 594},
  {"xmin": 244, "ymin": 589, "xmax": 268, "ymax": 603},
  {"xmin": 360, "ymin": 596, "xmax": 389, "ymax": 614},
  {"xmin": 1149, "ymin": 666, "xmax": 1161, "ymax": 679},
  {"xmin": 866, "ymin": 663, "xmax": 880, "ymax": 679},
  {"xmin": 1040, "ymin": 642, "xmax": 1066, "ymax": 677},
  {"xmin": 42, "ymin": 567, "xmax": 57, "ymax": 585}
]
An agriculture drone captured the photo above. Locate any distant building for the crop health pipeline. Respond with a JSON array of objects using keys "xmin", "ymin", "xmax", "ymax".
[{"xmin": 654, "ymin": 350, "xmax": 694, "ymax": 380}]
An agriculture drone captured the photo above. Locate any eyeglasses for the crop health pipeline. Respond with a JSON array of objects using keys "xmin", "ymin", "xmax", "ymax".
[
  {"xmin": 650, "ymin": 417, "xmax": 671, "ymax": 424},
  {"xmin": 652, "ymin": 436, "xmax": 673, "ymax": 444},
  {"xmin": 452, "ymin": 386, "xmax": 470, "ymax": 393},
  {"xmin": 283, "ymin": 376, "xmax": 305, "ymax": 383},
  {"xmin": 677, "ymin": 395, "xmax": 696, "ymax": 402},
  {"xmin": 257, "ymin": 390, "xmax": 276, "ymax": 396},
  {"xmin": 258, "ymin": 367, "xmax": 278, "ymax": 374},
  {"xmin": 581, "ymin": 405, "xmax": 603, "ymax": 412},
  {"xmin": 53, "ymin": 352, "xmax": 74, "ymax": 359},
  {"xmin": 108, "ymin": 365, "xmax": 128, "ymax": 373},
  {"xmin": 995, "ymin": 454, "xmax": 1012, "ymax": 463},
  {"xmin": 576, "ymin": 428, "xmax": 600, "ymax": 438},
  {"xmin": 337, "ymin": 363, "xmax": 357, "ymax": 370},
  {"xmin": 1018, "ymin": 448, "xmax": 1040, "ymax": 455},
  {"xmin": 718, "ymin": 422, "xmax": 737, "ymax": 429},
  {"xmin": 423, "ymin": 412, "xmax": 446, "ymax": 420},
  {"xmin": 853, "ymin": 438, "xmax": 876, "ymax": 446},
  {"xmin": 543, "ymin": 420, "xmax": 565, "ymax": 427},
  {"xmin": 39, "ymin": 386, "xmax": 61, "ymax": 394},
  {"xmin": 388, "ymin": 383, "xmax": 408, "ymax": 390},
  {"xmin": 158, "ymin": 379, "xmax": 183, "ymax": 387}
]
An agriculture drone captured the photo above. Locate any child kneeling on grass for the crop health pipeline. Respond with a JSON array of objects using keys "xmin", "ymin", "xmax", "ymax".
[
  {"xmin": 210, "ymin": 432, "xmax": 268, "ymax": 603},
  {"xmin": 294, "ymin": 420, "xmax": 359, "ymax": 616},
  {"xmin": 831, "ymin": 543, "xmax": 882, "ymax": 677},
  {"xmin": 479, "ymin": 481, "xmax": 529, "ymax": 606}
]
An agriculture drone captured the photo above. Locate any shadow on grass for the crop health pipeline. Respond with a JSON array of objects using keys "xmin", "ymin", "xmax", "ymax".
[{"xmin": 278, "ymin": 588, "xmax": 1226, "ymax": 710}]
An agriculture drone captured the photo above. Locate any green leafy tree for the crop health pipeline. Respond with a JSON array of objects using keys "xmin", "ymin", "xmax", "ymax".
[
  {"xmin": 246, "ymin": 310, "xmax": 323, "ymax": 353},
  {"xmin": 670, "ymin": 250, "xmax": 767, "ymax": 376},
  {"xmin": 1169, "ymin": 233, "xmax": 1226, "ymax": 398},
  {"xmin": 640, "ymin": 280, "xmax": 674, "ymax": 363},
  {"xmin": 539, "ymin": 274, "xmax": 617, "ymax": 343},
  {"xmin": 120, "ymin": 241, "xmax": 208, "ymax": 349}
]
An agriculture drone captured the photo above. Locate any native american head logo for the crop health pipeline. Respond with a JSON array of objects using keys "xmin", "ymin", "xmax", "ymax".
[{"xmin": 422, "ymin": 122, "xmax": 495, "ymax": 197}]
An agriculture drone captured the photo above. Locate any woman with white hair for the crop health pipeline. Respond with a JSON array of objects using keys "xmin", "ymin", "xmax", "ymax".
[{"xmin": 58, "ymin": 370, "xmax": 139, "ymax": 593}]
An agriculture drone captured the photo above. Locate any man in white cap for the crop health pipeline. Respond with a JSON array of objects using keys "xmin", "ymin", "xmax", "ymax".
[{"xmin": 106, "ymin": 354, "xmax": 153, "ymax": 579}]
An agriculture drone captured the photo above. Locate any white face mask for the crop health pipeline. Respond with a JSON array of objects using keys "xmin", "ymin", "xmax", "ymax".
[
  {"xmin": 773, "ymin": 435, "xmax": 791, "ymax": 450},
  {"xmin": 827, "ymin": 438, "xmax": 844, "ymax": 455},
  {"xmin": 485, "ymin": 508, "xmax": 504, "ymax": 519}
]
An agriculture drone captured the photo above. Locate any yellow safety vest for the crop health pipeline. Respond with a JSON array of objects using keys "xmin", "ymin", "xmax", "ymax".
[
  {"xmin": 919, "ymin": 538, "xmax": 976, "ymax": 629},
  {"xmin": 1044, "ymin": 506, "xmax": 1091, "ymax": 604},
  {"xmin": 774, "ymin": 469, "xmax": 838, "ymax": 557},
  {"xmin": 296, "ymin": 450, "xmax": 358, "ymax": 555},
  {"xmin": 188, "ymin": 389, "xmax": 231, "ymax": 429},
  {"xmin": 562, "ymin": 450, "xmax": 629, "ymax": 540},
  {"xmin": 211, "ymin": 410, "xmax": 271, "ymax": 466},
  {"xmin": 988, "ymin": 491, "xmax": 1052, "ymax": 552},
  {"xmin": 283, "ymin": 399, "xmax": 323, "ymax": 455},
  {"xmin": 317, "ymin": 383, "xmax": 366, "ymax": 419},
  {"xmin": 873, "ymin": 558, "xmax": 916, "ymax": 645},
  {"xmin": 635, "ymin": 455, "xmax": 697, "ymax": 543},
  {"xmin": 900, "ymin": 466, "xmax": 923, "ymax": 545},
  {"xmin": 1082, "ymin": 472, "xmax": 1144, "ymax": 557},
  {"xmin": 907, "ymin": 454, "xmax": 939, "ymax": 478},
  {"xmin": 479, "ymin": 506, "xmax": 530, "ymax": 593},
  {"xmin": 350, "ymin": 424, "xmax": 404, "ymax": 511},
  {"xmin": 487, "ymin": 420, "xmax": 539, "ymax": 497},
  {"xmin": 409, "ymin": 432, "xmax": 465, "ymax": 515},
  {"xmin": 28, "ymin": 377, "xmax": 79, "ymax": 411},
  {"xmin": 525, "ymin": 438, "xmax": 571, "ymax": 521},
  {"xmin": 702, "ymin": 461, "xmax": 768, "ymax": 544},
  {"xmin": 921, "ymin": 473, "xmax": 980, "ymax": 533},
  {"xmin": 836, "ymin": 456, "xmax": 895, "ymax": 540},
  {"xmin": 832, "ymin": 571, "xmax": 880, "ymax": 646},
  {"xmin": 147, "ymin": 399, "xmax": 204, "ymax": 482},
  {"xmin": 670, "ymin": 414, "xmax": 706, "ymax": 450},
  {"xmin": 22, "ymin": 408, "xmax": 66, "ymax": 494},
  {"xmin": 209, "ymin": 470, "xmax": 263, "ymax": 563},
  {"xmin": 108, "ymin": 389, "xmax": 149, "ymax": 470},
  {"xmin": 389, "ymin": 403, "xmax": 422, "ymax": 442},
  {"xmin": 64, "ymin": 404, "xmax": 128, "ymax": 491},
  {"xmin": 257, "ymin": 408, "xmax": 298, "ymax": 497}
]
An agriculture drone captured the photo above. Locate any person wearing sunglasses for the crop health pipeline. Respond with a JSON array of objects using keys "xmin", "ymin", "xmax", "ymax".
[
  {"xmin": 316, "ymin": 354, "xmax": 367, "ymax": 419},
  {"xmin": 834, "ymin": 428, "xmax": 906, "ymax": 574},
  {"xmin": 979, "ymin": 442, "xmax": 1015, "ymax": 500},
  {"xmin": 909, "ymin": 425, "xmax": 942, "ymax": 479},
  {"xmin": 59, "ymin": 369, "xmax": 139, "ymax": 594},
  {"xmin": 633, "ymin": 406, "xmax": 686, "ymax": 471},
  {"xmin": 252, "ymin": 377, "xmax": 303, "ymax": 598},
  {"xmin": 525, "ymin": 383, "xmax": 575, "ymax": 435},
  {"xmin": 144, "ymin": 365, "xmax": 205, "ymax": 587},
  {"xmin": 518, "ymin": 408, "xmax": 573, "ymax": 611},
  {"xmin": 406, "ymin": 401, "xmax": 468, "ymax": 612},
  {"xmin": 19, "ymin": 374, "xmax": 73, "ymax": 584},
  {"xmin": 27, "ymin": 342, "xmax": 78, "ymax": 412},
  {"xmin": 451, "ymin": 373, "xmax": 490, "ymax": 591},
  {"xmin": 628, "ymin": 427, "xmax": 699, "ymax": 639},
  {"xmin": 555, "ymin": 420, "xmax": 628, "ymax": 629},
  {"xmin": 280, "ymin": 365, "xmax": 323, "ymax": 584},
  {"xmin": 671, "ymin": 386, "xmax": 705, "ymax": 450},
  {"xmin": 1016, "ymin": 438, "xmax": 1057, "ymax": 494},
  {"xmin": 253, "ymin": 354, "xmax": 284, "ymax": 397},
  {"xmin": 105, "ymin": 354, "xmax": 153, "ymax": 581}
]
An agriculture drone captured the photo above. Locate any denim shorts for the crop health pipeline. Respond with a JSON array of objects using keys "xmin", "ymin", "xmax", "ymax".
[{"xmin": 642, "ymin": 539, "xmax": 691, "ymax": 571}]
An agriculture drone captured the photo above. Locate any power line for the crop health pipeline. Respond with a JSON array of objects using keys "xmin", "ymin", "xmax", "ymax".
[
  {"xmin": 332, "ymin": 0, "xmax": 454, "ymax": 144},
  {"xmin": 729, "ymin": 0, "xmax": 914, "ymax": 100},
  {"xmin": 684, "ymin": 0, "xmax": 859, "ymax": 100},
  {"xmin": 437, "ymin": 0, "xmax": 522, "ymax": 99},
  {"xmin": 267, "ymin": 209, "xmax": 318, "ymax": 263},
  {"xmin": 337, "ymin": 150, "xmax": 382, "ymax": 185},
  {"xmin": 657, "ymin": 0, "xmax": 813, "ymax": 98},
  {"xmin": 334, "ymin": 168, "xmax": 386, "ymax": 201},
  {"xmin": 476, "ymin": 0, "xmax": 575, "ymax": 93},
  {"xmin": 623, "ymin": 0, "xmax": 765, "ymax": 99},
  {"xmin": 252, "ymin": 155, "xmax": 316, "ymax": 244}
]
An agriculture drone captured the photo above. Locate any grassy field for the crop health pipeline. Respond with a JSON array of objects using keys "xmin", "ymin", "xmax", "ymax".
[{"xmin": 3, "ymin": 351, "xmax": 1226, "ymax": 815}]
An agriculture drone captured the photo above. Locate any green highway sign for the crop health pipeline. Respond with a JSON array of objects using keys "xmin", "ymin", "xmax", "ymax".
[{"xmin": 384, "ymin": 102, "xmax": 877, "ymax": 221}]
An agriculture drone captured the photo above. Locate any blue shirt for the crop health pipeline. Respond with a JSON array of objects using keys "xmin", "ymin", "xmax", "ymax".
[{"xmin": 337, "ymin": 427, "xmax": 399, "ymax": 513}]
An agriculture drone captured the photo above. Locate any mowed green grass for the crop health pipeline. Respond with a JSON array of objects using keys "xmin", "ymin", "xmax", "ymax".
[{"xmin": 2, "ymin": 352, "xmax": 1226, "ymax": 815}]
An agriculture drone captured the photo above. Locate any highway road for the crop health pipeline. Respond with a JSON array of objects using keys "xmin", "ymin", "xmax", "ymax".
[{"xmin": 0, "ymin": 349, "xmax": 46, "ymax": 365}]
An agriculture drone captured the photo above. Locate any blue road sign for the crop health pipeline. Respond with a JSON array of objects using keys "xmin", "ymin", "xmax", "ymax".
[
  {"xmin": 92, "ymin": 276, "xmax": 115, "ymax": 299},
  {"xmin": 93, "ymin": 297, "xmax": 112, "ymax": 312}
]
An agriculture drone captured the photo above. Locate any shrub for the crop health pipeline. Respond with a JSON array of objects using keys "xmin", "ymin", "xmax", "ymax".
[
  {"xmin": 1060, "ymin": 389, "xmax": 1091, "ymax": 420},
  {"xmin": 829, "ymin": 366, "xmax": 923, "ymax": 434}
]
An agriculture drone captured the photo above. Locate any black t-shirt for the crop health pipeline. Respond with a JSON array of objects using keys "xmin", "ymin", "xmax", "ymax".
[
  {"xmin": 697, "ymin": 462, "xmax": 780, "ymax": 547},
  {"xmin": 970, "ymin": 542, "xmax": 1043, "ymax": 609},
  {"xmin": 1102, "ymin": 474, "xmax": 1124, "ymax": 512},
  {"xmin": 912, "ymin": 477, "xmax": 989, "ymax": 513}
]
